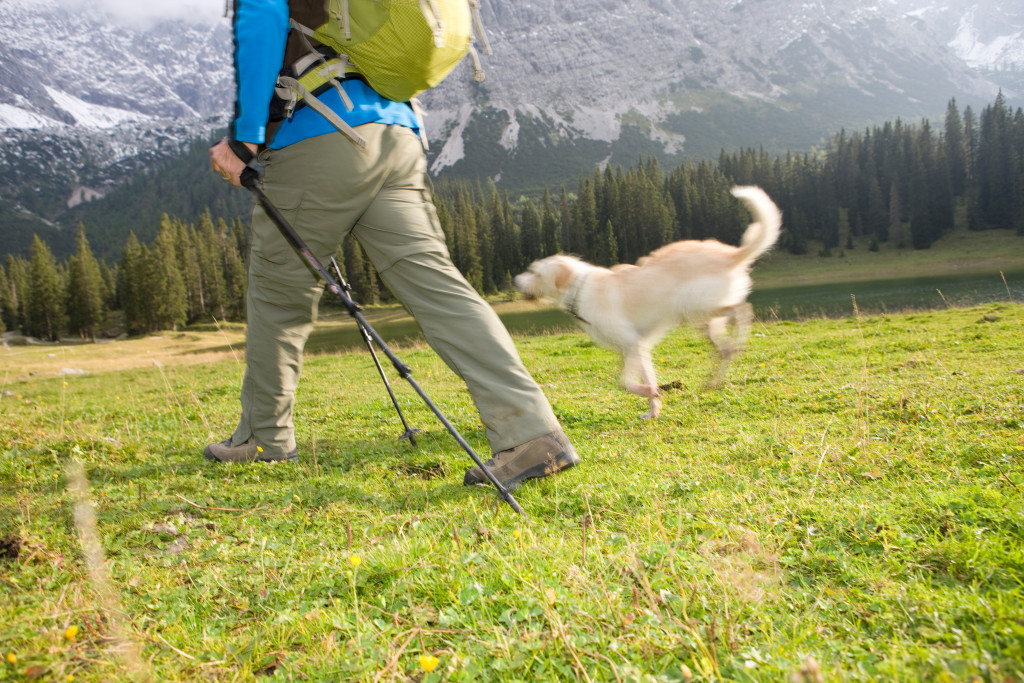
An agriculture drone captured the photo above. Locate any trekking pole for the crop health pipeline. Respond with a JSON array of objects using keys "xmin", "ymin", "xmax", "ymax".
[
  {"xmin": 328, "ymin": 255, "xmax": 420, "ymax": 446},
  {"xmin": 230, "ymin": 143, "xmax": 524, "ymax": 516}
]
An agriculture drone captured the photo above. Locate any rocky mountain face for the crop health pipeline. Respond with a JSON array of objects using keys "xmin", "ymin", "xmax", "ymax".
[
  {"xmin": 422, "ymin": 0, "xmax": 1014, "ymax": 184},
  {"xmin": 893, "ymin": 0, "xmax": 1024, "ymax": 71},
  {"xmin": 0, "ymin": 0, "xmax": 1020, "ymax": 258}
]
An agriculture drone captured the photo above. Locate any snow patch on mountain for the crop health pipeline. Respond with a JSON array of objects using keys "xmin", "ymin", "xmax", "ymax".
[
  {"xmin": 950, "ymin": 11, "xmax": 1024, "ymax": 69},
  {"xmin": 499, "ymin": 110, "xmax": 520, "ymax": 152},
  {"xmin": 0, "ymin": 104, "xmax": 64, "ymax": 130},
  {"xmin": 428, "ymin": 104, "xmax": 474, "ymax": 175},
  {"xmin": 44, "ymin": 87, "xmax": 151, "ymax": 129}
]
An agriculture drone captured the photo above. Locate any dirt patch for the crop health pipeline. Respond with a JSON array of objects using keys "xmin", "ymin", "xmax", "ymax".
[
  {"xmin": 394, "ymin": 462, "xmax": 448, "ymax": 480},
  {"xmin": 0, "ymin": 534, "xmax": 22, "ymax": 561}
]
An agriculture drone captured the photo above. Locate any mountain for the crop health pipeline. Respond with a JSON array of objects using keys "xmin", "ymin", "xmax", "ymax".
[
  {"xmin": 1, "ymin": 0, "xmax": 1021, "ymax": 260},
  {"xmin": 893, "ymin": 0, "xmax": 1024, "ymax": 71},
  {"xmin": 420, "ymin": 0, "xmax": 1015, "ymax": 187},
  {"xmin": 0, "ymin": 0, "xmax": 235, "ymax": 257}
]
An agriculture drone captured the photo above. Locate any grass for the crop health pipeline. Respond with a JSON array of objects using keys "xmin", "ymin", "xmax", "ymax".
[
  {"xmin": 1, "ymin": 294, "xmax": 1022, "ymax": 682},
  {"xmin": 752, "ymin": 228, "xmax": 1023, "ymax": 289}
]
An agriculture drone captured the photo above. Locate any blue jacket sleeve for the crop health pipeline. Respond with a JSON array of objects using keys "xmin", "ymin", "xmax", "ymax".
[{"xmin": 231, "ymin": 0, "xmax": 290, "ymax": 144}]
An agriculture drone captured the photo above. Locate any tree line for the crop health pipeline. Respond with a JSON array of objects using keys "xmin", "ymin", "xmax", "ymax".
[
  {"xmin": 2, "ymin": 94, "xmax": 1021, "ymax": 341},
  {"xmin": 1, "ymin": 213, "xmax": 247, "ymax": 341}
]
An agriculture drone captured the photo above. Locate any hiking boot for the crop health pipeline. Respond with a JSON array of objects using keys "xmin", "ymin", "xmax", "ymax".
[
  {"xmin": 203, "ymin": 437, "xmax": 298, "ymax": 463},
  {"xmin": 463, "ymin": 431, "xmax": 579, "ymax": 492}
]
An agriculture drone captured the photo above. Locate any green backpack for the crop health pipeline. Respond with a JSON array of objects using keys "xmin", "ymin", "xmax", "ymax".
[{"xmin": 277, "ymin": 0, "xmax": 490, "ymax": 148}]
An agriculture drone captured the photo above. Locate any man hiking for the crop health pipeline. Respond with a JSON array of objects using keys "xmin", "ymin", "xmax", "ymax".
[{"xmin": 207, "ymin": 0, "xmax": 579, "ymax": 493}]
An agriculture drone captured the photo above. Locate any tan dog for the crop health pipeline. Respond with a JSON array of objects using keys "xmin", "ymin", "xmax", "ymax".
[{"xmin": 514, "ymin": 186, "xmax": 781, "ymax": 418}]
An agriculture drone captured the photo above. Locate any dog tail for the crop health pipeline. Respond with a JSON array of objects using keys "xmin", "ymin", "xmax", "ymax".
[{"xmin": 731, "ymin": 186, "xmax": 782, "ymax": 265}]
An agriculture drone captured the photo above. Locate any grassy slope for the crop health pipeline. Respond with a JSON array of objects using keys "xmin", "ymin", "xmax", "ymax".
[
  {"xmin": 1, "ymin": 300, "xmax": 1022, "ymax": 682},
  {"xmin": 751, "ymin": 229, "xmax": 1024, "ymax": 289}
]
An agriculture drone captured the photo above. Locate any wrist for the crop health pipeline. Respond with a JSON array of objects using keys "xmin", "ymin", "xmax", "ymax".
[{"xmin": 227, "ymin": 138, "xmax": 257, "ymax": 163}]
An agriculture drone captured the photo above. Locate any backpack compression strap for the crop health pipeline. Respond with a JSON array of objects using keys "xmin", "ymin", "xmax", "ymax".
[
  {"xmin": 275, "ymin": 63, "xmax": 369, "ymax": 149},
  {"xmin": 274, "ymin": 20, "xmax": 369, "ymax": 150}
]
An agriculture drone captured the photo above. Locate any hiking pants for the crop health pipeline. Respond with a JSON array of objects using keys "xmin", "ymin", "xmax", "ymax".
[{"xmin": 230, "ymin": 123, "xmax": 560, "ymax": 458}]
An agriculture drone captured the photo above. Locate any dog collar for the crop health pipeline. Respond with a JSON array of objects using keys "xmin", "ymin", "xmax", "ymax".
[{"xmin": 561, "ymin": 272, "xmax": 589, "ymax": 324}]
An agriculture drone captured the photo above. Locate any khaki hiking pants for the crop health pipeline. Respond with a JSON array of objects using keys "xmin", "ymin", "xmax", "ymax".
[{"xmin": 230, "ymin": 123, "xmax": 560, "ymax": 458}]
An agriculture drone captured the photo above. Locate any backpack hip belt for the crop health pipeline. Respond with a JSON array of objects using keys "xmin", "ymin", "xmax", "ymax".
[{"xmin": 274, "ymin": 50, "xmax": 369, "ymax": 149}]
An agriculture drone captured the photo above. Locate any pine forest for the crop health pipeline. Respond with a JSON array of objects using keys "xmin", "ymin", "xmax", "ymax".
[{"xmin": 2, "ymin": 95, "xmax": 1022, "ymax": 341}]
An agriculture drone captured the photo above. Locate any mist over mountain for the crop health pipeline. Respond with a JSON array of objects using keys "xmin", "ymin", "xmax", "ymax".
[{"xmin": 0, "ymin": 0, "xmax": 1020, "ymax": 259}]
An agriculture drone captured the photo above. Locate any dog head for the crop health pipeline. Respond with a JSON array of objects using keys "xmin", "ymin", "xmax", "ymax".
[{"xmin": 514, "ymin": 254, "xmax": 583, "ymax": 302}]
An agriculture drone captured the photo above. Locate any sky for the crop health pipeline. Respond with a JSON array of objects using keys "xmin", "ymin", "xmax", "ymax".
[{"xmin": 56, "ymin": 0, "xmax": 226, "ymax": 28}]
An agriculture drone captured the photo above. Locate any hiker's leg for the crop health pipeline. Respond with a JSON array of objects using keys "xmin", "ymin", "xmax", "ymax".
[
  {"xmin": 352, "ymin": 126, "xmax": 561, "ymax": 452},
  {"xmin": 231, "ymin": 131, "xmax": 385, "ymax": 455}
]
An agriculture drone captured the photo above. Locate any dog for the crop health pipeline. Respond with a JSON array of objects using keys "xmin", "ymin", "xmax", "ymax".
[{"xmin": 513, "ymin": 186, "xmax": 781, "ymax": 419}]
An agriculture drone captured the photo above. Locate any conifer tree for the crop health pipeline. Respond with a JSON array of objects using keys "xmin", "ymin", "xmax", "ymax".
[
  {"xmin": 148, "ymin": 221, "xmax": 189, "ymax": 331},
  {"xmin": 25, "ymin": 235, "xmax": 65, "ymax": 341},
  {"xmin": 98, "ymin": 261, "xmax": 117, "ymax": 311},
  {"xmin": 219, "ymin": 219, "xmax": 247, "ymax": 320},
  {"xmin": 864, "ymin": 175, "xmax": 887, "ymax": 241},
  {"xmin": 601, "ymin": 220, "xmax": 618, "ymax": 266},
  {"xmin": 163, "ymin": 216, "xmax": 203, "ymax": 322},
  {"xmin": 945, "ymin": 99, "xmax": 968, "ymax": 196},
  {"xmin": 0, "ymin": 264, "xmax": 9, "ymax": 335},
  {"xmin": 342, "ymin": 234, "xmax": 371, "ymax": 304},
  {"xmin": 889, "ymin": 181, "xmax": 905, "ymax": 248},
  {"xmin": 540, "ymin": 188, "xmax": 560, "ymax": 256},
  {"xmin": 476, "ymin": 203, "xmax": 495, "ymax": 293},
  {"xmin": 519, "ymin": 200, "xmax": 542, "ymax": 266},
  {"xmin": 198, "ymin": 212, "xmax": 228, "ymax": 320},
  {"xmin": 963, "ymin": 105, "xmax": 979, "ymax": 180},
  {"xmin": 5, "ymin": 255, "xmax": 26, "ymax": 333},
  {"xmin": 119, "ymin": 232, "xmax": 147, "ymax": 334},
  {"xmin": 502, "ymin": 192, "xmax": 522, "ymax": 277},
  {"xmin": 572, "ymin": 177, "xmax": 596, "ymax": 260},
  {"xmin": 559, "ymin": 186, "xmax": 572, "ymax": 255},
  {"xmin": 66, "ymin": 225, "xmax": 105, "ymax": 341},
  {"xmin": 434, "ymin": 196, "xmax": 456, "ymax": 257},
  {"xmin": 486, "ymin": 189, "xmax": 506, "ymax": 289},
  {"xmin": 453, "ymin": 190, "xmax": 483, "ymax": 290}
]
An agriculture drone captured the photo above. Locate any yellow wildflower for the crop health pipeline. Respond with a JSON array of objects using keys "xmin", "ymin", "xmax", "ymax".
[
  {"xmin": 513, "ymin": 529, "xmax": 521, "ymax": 539},
  {"xmin": 419, "ymin": 654, "xmax": 440, "ymax": 672},
  {"xmin": 349, "ymin": 556, "xmax": 361, "ymax": 568},
  {"xmin": 5, "ymin": 653, "xmax": 15, "ymax": 664},
  {"xmin": 65, "ymin": 624, "xmax": 79, "ymax": 641}
]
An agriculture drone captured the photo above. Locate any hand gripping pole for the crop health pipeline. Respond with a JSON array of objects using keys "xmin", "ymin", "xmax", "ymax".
[{"xmin": 230, "ymin": 144, "xmax": 524, "ymax": 515}]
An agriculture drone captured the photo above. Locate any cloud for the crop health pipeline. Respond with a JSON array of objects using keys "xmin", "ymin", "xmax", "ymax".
[{"xmin": 57, "ymin": 0, "xmax": 226, "ymax": 28}]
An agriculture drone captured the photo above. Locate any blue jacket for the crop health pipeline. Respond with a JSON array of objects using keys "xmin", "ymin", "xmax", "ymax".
[{"xmin": 231, "ymin": 0, "xmax": 419, "ymax": 148}]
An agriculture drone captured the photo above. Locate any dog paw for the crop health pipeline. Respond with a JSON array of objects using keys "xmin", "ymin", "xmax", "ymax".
[{"xmin": 640, "ymin": 398, "xmax": 662, "ymax": 419}]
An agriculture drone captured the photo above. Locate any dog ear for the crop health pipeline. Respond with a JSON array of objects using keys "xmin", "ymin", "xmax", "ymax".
[{"xmin": 553, "ymin": 260, "xmax": 574, "ymax": 292}]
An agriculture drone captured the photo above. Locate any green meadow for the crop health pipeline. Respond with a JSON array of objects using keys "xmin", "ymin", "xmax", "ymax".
[{"xmin": 1, "ymin": 234, "xmax": 1022, "ymax": 681}]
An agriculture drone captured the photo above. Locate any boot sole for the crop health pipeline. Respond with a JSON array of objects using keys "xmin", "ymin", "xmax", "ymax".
[{"xmin": 203, "ymin": 450, "xmax": 299, "ymax": 463}]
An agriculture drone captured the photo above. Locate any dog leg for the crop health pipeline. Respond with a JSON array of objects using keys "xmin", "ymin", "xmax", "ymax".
[
  {"xmin": 705, "ymin": 303, "xmax": 754, "ymax": 389},
  {"xmin": 731, "ymin": 302, "xmax": 754, "ymax": 356},
  {"xmin": 638, "ymin": 350, "xmax": 662, "ymax": 419},
  {"xmin": 704, "ymin": 316, "xmax": 732, "ymax": 389},
  {"xmin": 621, "ymin": 347, "xmax": 662, "ymax": 419}
]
